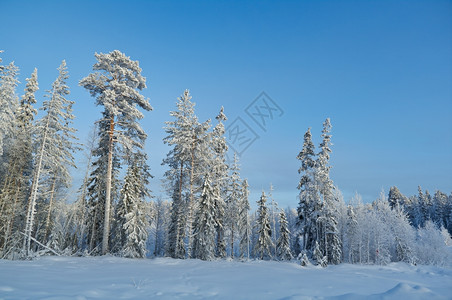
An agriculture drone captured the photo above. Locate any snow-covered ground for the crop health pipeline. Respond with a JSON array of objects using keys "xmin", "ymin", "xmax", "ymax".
[{"xmin": 0, "ymin": 256, "xmax": 451, "ymax": 300}]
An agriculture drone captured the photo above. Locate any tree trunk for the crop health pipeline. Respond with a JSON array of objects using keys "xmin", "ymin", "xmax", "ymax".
[
  {"xmin": 24, "ymin": 118, "xmax": 49, "ymax": 257},
  {"xmin": 43, "ymin": 177, "xmax": 57, "ymax": 244},
  {"xmin": 102, "ymin": 117, "xmax": 115, "ymax": 255},
  {"xmin": 2, "ymin": 177, "xmax": 21, "ymax": 253},
  {"xmin": 231, "ymin": 222, "xmax": 234, "ymax": 258},
  {"xmin": 186, "ymin": 138, "xmax": 195, "ymax": 258}
]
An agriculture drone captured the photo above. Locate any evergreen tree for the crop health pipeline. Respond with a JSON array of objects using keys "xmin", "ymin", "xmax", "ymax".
[
  {"xmin": 80, "ymin": 50, "xmax": 152, "ymax": 255},
  {"xmin": 323, "ymin": 193, "xmax": 342, "ymax": 264},
  {"xmin": 253, "ymin": 191, "xmax": 273, "ymax": 260},
  {"xmin": 211, "ymin": 107, "xmax": 228, "ymax": 258},
  {"xmin": 84, "ymin": 113, "xmax": 121, "ymax": 254},
  {"xmin": 163, "ymin": 90, "xmax": 210, "ymax": 258},
  {"xmin": 115, "ymin": 155, "xmax": 150, "ymax": 258},
  {"xmin": 313, "ymin": 240, "xmax": 327, "ymax": 267},
  {"xmin": 226, "ymin": 153, "xmax": 241, "ymax": 258},
  {"xmin": 388, "ymin": 186, "xmax": 407, "ymax": 210},
  {"xmin": 315, "ymin": 118, "xmax": 341, "ymax": 264},
  {"xmin": 1, "ymin": 68, "xmax": 36, "ymax": 257},
  {"xmin": 344, "ymin": 205, "xmax": 359, "ymax": 263},
  {"xmin": 238, "ymin": 179, "xmax": 251, "ymax": 260},
  {"xmin": 268, "ymin": 184, "xmax": 279, "ymax": 257},
  {"xmin": 150, "ymin": 197, "xmax": 170, "ymax": 257},
  {"xmin": 36, "ymin": 61, "xmax": 78, "ymax": 246},
  {"xmin": 296, "ymin": 128, "xmax": 321, "ymax": 254},
  {"xmin": 64, "ymin": 127, "xmax": 98, "ymax": 254},
  {"xmin": 316, "ymin": 118, "xmax": 334, "ymax": 202},
  {"xmin": 0, "ymin": 62, "xmax": 19, "ymax": 158},
  {"xmin": 193, "ymin": 174, "xmax": 218, "ymax": 260},
  {"xmin": 276, "ymin": 209, "xmax": 293, "ymax": 260},
  {"xmin": 24, "ymin": 61, "xmax": 78, "ymax": 256}
]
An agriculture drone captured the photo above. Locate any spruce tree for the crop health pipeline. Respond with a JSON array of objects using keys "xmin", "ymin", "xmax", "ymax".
[
  {"xmin": 0, "ymin": 62, "xmax": 19, "ymax": 158},
  {"xmin": 24, "ymin": 61, "xmax": 78, "ymax": 256},
  {"xmin": 268, "ymin": 184, "xmax": 279, "ymax": 257},
  {"xmin": 193, "ymin": 174, "xmax": 218, "ymax": 260},
  {"xmin": 116, "ymin": 155, "xmax": 150, "ymax": 258},
  {"xmin": 313, "ymin": 240, "xmax": 327, "ymax": 267},
  {"xmin": 238, "ymin": 179, "xmax": 251, "ymax": 260},
  {"xmin": 388, "ymin": 186, "xmax": 406, "ymax": 210},
  {"xmin": 211, "ymin": 107, "xmax": 228, "ymax": 258},
  {"xmin": 277, "ymin": 209, "xmax": 293, "ymax": 260},
  {"xmin": 226, "ymin": 153, "xmax": 241, "ymax": 258},
  {"xmin": 163, "ymin": 90, "xmax": 210, "ymax": 258},
  {"xmin": 253, "ymin": 191, "xmax": 273, "ymax": 260},
  {"xmin": 296, "ymin": 128, "xmax": 320, "ymax": 254},
  {"xmin": 80, "ymin": 50, "xmax": 152, "ymax": 255}
]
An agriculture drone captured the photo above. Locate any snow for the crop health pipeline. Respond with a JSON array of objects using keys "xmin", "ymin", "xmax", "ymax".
[{"xmin": 1, "ymin": 257, "xmax": 451, "ymax": 299}]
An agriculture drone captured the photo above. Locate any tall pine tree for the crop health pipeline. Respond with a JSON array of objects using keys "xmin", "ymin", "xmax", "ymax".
[{"xmin": 80, "ymin": 50, "xmax": 152, "ymax": 255}]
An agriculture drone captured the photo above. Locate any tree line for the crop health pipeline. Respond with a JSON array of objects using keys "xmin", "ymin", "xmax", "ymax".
[{"xmin": 0, "ymin": 50, "xmax": 450, "ymax": 266}]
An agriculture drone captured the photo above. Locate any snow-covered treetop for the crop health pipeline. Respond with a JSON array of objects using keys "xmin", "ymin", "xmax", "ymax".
[
  {"xmin": 80, "ymin": 50, "xmax": 152, "ymax": 114},
  {"xmin": 216, "ymin": 106, "xmax": 227, "ymax": 122},
  {"xmin": 297, "ymin": 127, "xmax": 315, "ymax": 174},
  {"xmin": 80, "ymin": 50, "xmax": 152, "ymax": 152},
  {"xmin": 17, "ymin": 68, "xmax": 38, "ymax": 127},
  {"xmin": 318, "ymin": 118, "xmax": 332, "ymax": 161}
]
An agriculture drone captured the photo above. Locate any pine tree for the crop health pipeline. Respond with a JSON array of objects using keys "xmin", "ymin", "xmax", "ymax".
[
  {"xmin": 253, "ymin": 191, "xmax": 273, "ymax": 260},
  {"xmin": 277, "ymin": 209, "xmax": 293, "ymax": 260},
  {"xmin": 193, "ymin": 174, "xmax": 218, "ymax": 260},
  {"xmin": 84, "ymin": 114, "xmax": 121, "ymax": 254},
  {"xmin": 238, "ymin": 179, "xmax": 251, "ymax": 260},
  {"xmin": 80, "ymin": 50, "xmax": 152, "ymax": 255}
]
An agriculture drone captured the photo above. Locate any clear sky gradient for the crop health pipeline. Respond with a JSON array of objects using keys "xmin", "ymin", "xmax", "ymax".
[{"xmin": 1, "ymin": 0, "xmax": 451, "ymax": 208}]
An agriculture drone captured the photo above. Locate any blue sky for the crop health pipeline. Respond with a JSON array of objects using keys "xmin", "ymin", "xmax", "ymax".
[{"xmin": 1, "ymin": 0, "xmax": 451, "ymax": 208}]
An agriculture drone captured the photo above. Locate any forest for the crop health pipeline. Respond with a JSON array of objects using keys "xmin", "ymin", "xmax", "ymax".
[{"xmin": 0, "ymin": 50, "xmax": 451, "ymax": 266}]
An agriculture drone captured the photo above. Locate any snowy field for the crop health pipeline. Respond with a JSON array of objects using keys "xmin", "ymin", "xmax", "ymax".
[{"xmin": 1, "ymin": 257, "xmax": 451, "ymax": 300}]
